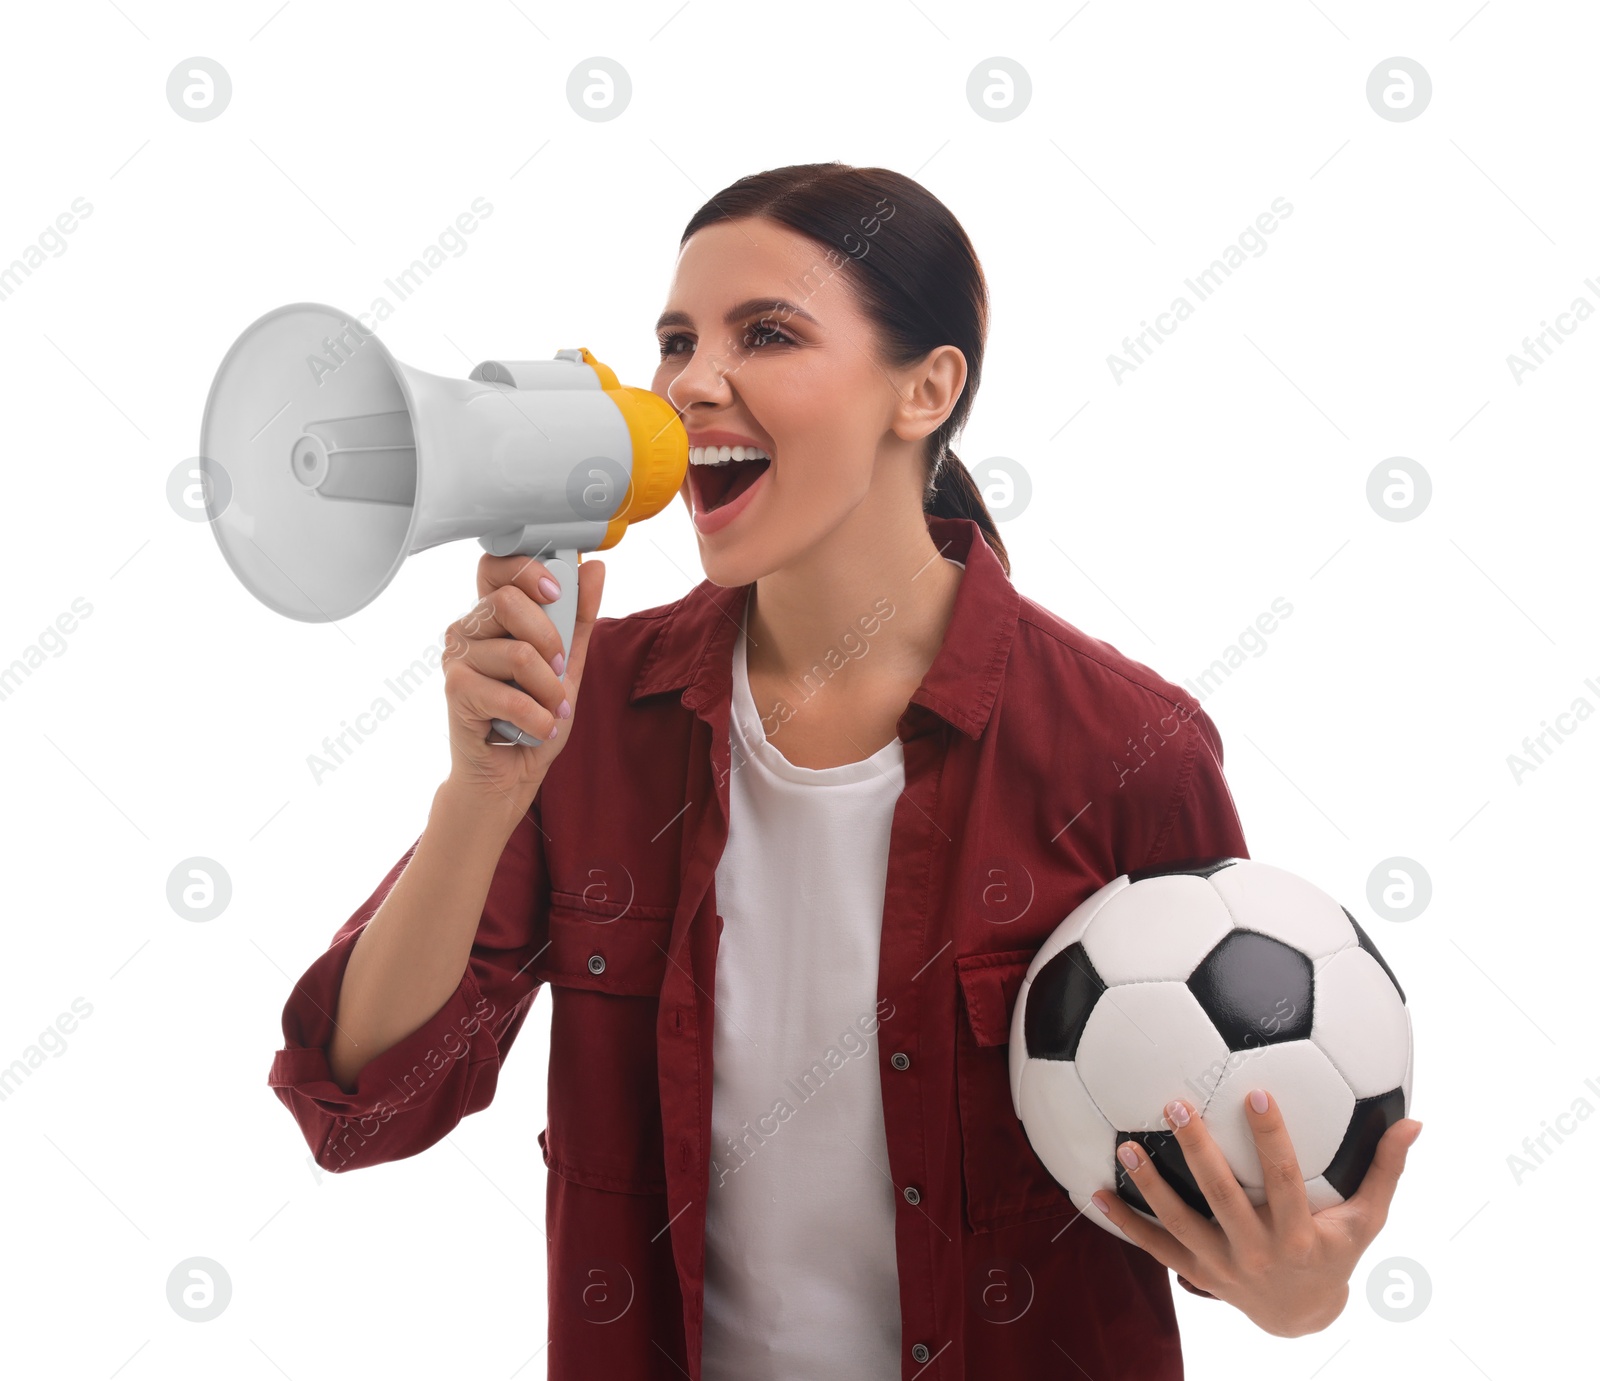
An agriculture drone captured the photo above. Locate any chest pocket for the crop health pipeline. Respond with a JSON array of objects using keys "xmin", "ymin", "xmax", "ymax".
[
  {"xmin": 532, "ymin": 892, "xmax": 675, "ymax": 1195},
  {"xmin": 955, "ymin": 949, "xmax": 1077, "ymax": 1233}
]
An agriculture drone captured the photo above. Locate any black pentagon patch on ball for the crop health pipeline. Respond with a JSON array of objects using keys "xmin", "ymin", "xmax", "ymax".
[
  {"xmin": 1187, "ymin": 930, "xmax": 1314, "ymax": 1051},
  {"xmin": 1323, "ymin": 1086, "xmax": 1407, "ymax": 1200},
  {"xmin": 1341, "ymin": 906, "xmax": 1406, "ymax": 1005},
  {"xmin": 1114, "ymin": 1129, "xmax": 1214, "ymax": 1220},
  {"xmin": 1024, "ymin": 942, "xmax": 1104, "ymax": 1062},
  {"xmin": 1126, "ymin": 856, "xmax": 1242, "ymax": 884}
]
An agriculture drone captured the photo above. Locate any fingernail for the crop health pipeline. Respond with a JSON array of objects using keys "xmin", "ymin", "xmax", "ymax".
[
  {"xmin": 547, "ymin": 723, "xmax": 559, "ymax": 739},
  {"xmin": 1091, "ymin": 1191, "xmax": 1111, "ymax": 1213},
  {"xmin": 558, "ymin": 698, "xmax": 571, "ymax": 719},
  {"xmin": 1165, "ymin": 1099, "xmax": 1190, "ymax": 1128},
  {"xmin": 1117, "ymin": 1143, "xmax": 1140, "ymax": 1170},
  {"xmin": 1249, "ymin": 1089, "xmax": 1269, "ymax": 1114},
  {"xmin": 539, "ymin": 575, "xmax": 562, "ymax": 600},
  {"xmin": 551, "ymin": 651, "xmax": 565, "ymax": 677}
]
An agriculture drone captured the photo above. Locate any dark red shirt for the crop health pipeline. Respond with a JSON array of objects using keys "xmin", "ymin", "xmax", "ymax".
[{"xmin": 269, "ymin": 513, "xmax": 1247, "ymax": 1378}]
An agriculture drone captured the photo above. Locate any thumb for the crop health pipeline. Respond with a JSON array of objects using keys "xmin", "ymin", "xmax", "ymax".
[{"xmin": 561, "ymin": 558, "xmax": 606, "ymax": 689}]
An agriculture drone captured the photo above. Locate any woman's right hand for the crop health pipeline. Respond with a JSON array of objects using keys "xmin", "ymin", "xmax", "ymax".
[{"xmin": 441, "ymin": 552, "xmax": 605, "ymax": 813}]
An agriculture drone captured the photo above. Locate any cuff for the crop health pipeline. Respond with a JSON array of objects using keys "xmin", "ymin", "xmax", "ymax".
[{"xmin": 267, "ymin": 964, "xmax": 489, "ymax": 1122}]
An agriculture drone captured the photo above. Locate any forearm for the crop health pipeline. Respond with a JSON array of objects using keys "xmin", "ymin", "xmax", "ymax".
[{"xmin": 326, "ymin": 778, "xmax": 534, "ymax": 1090}]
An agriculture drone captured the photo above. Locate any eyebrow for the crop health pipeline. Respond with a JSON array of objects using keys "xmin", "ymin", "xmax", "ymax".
[{"xmin": 655, "ymin": 297, "xmax": 820, "ymax": 333}]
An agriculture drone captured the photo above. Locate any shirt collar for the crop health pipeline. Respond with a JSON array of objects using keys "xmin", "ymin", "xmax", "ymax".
[{"xmin": 629, "ymin": 514, "xmax": 1020, "ymax": 740}]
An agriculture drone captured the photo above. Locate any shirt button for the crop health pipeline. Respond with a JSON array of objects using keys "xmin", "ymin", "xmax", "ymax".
[
  {"xmin": 911, "ymin": 1342, "xmax": 930, "ymax": 1363},
  {"xmin": 902, "ymin": 1185, "xmax": 921, "ymax": 1205},
  {"xmin": 587, "ymin": 953, "xmax": 606, "ymax": 975},
  {"xmin": 890, "ymin": 1051, "xmax": 910, "ymax": 1070}
]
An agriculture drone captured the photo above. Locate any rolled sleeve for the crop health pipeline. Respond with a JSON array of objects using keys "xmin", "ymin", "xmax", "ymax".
[{"xmin": 267, "ymin": 799, "xmax": 549, "ymax": 1173}]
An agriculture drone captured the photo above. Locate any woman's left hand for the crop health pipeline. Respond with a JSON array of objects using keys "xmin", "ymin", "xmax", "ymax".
[{"xmin": 1090, "ymin": 1090, "xmax": 1423, "ymax": 1337}]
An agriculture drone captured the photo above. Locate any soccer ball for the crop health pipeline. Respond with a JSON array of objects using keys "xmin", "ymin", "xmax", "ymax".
[{"xmin": 1009, "ymin": 858, "xmax": 1412, "ymax": 1244}]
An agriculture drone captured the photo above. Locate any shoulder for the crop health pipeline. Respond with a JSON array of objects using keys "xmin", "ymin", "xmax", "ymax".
[
  {"xmin": 1011, "ymin": 593, "xmax": 1222, "ymax": 755},
  {"xmin": 1004, "ymin": 593, "xmax": 1238, "ymax": 870}
]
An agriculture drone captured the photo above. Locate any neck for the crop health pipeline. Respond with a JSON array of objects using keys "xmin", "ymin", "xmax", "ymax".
[{"xmin": 744, "ymin": 509, "xmax": 963, "ymax": 693}]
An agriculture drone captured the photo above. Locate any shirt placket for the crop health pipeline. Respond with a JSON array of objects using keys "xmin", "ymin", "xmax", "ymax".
[
  {"xmin": 655, "ymin": 672, "xmax": 733, "ymax": 1378},
  {"xmin": 880, "ymin": 710, "xmax": 960, "ymax": 1376}
]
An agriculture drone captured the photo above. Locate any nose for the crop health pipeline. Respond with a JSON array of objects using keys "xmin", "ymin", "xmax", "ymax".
[{"xmin": 662, "ymin": 335, "xmax": 738, "ymax": 414}]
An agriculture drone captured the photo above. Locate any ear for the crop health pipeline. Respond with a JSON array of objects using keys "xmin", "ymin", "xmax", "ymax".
[{"xmin": 890, "ymin": 345, "xmax": 967, "ymax": 445}]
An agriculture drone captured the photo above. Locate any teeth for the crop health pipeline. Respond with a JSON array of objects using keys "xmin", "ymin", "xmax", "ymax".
[{"xmin": 690, "ymin": 445, "xmax": 771, "ymax": 465}]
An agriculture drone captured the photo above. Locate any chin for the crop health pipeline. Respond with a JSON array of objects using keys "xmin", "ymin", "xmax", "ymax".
[
  {"xmin": 681, "ymin": 484, "xmax": 843, "ymax": 587},
  {"xmin": 678, "ymin": 491, "xmax": 779, "ymax": 587},
  {"xmin": 692, "ymin": 539, "xmax": 777, "ymax": 590}
]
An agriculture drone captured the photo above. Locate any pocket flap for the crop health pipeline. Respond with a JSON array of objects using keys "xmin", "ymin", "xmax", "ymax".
[
  {"xmin": 954, "ymin": 947, "xmax": 1074, "ymax": 1232},
  {"xmin": 955, "ymin": 949, "xmax": 1035, "ymax": 1048},
  {"xmin": 537, "ymin": 893, "xmax": 675, "ymax": 997}
]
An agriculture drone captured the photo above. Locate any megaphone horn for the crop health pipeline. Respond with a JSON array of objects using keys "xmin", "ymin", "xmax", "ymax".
[{"xmin": 199, "ymin": 302, "xmax": 686, "ymax": 747}]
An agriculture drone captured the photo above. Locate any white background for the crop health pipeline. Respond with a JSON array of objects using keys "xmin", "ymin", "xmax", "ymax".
[{"xmin": 1, "ymin": 0, "xmax": 1593, "ymax": 1376}]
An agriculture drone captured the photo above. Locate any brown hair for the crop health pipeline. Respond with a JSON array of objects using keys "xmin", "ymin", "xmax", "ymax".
[{"xmin": 679, "ymin": 161, "xmax": 1009, "ymax": 576}]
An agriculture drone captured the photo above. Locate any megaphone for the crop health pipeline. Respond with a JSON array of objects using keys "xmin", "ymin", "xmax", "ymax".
[{"xmin": 198, "ymin": 302, "xmax": 687, "ymax": 747}]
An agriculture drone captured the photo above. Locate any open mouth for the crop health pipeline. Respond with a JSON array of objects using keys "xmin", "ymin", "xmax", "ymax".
[{"xmin": 688, "ymin": 446, "xmax": 772, "ymax": 512}]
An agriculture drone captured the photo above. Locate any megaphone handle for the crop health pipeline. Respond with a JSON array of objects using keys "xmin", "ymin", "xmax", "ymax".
[{"xmin": 488, "ymin": 551, "xmax": 580, "ymax": 747}]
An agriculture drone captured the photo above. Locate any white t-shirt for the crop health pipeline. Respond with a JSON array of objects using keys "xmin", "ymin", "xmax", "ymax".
[{"xmin": 701, "ymin": 559, "xmax": 963, "ymax": 1379}]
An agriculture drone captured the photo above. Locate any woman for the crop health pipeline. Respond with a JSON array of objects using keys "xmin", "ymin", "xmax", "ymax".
[{"xmin": 269, "ymin": 162, "xmax": 1420, "ymax": 1380}]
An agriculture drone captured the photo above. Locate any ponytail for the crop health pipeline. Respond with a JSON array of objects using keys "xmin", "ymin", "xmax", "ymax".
[{"xmin": 924, "ymin": 447, "xmax": 1011, "ymax": 577}]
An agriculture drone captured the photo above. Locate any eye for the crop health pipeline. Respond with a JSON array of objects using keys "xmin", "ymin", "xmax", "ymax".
[
  {"xmin": 655, "ymin": 320, "xmax": 796, "ymax": 360},
  {"xmin": 744, "ymin": 319, "xmax": 794, "ymax": 349}
]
